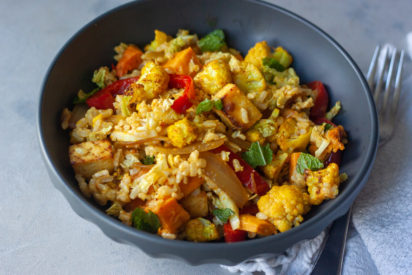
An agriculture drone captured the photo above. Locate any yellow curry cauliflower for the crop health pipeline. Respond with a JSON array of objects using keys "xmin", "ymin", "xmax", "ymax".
[
  {"xmin": 194, "ymin": 59, "xmax": 232, "ymax": 95},
  {"xmin": 134, "ymin": 61, "xmax": 169, "ymax": 100},
  {"xmin": 305, "ymin": 163, "xmax": 340, "ymax": 205},
  {"xmin": 257, "ymin": 185, "xmax": 310, "ymax": 232},
  {"xmin": 167, "ymin": 118, "xmax": 197, "ymax": 148}
]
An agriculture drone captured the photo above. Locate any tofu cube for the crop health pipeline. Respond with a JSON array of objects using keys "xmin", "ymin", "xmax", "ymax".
[
  {"xmin": 69, "ymin": 139, "xmax": 114, "ymax": 178},
  {"xmin": 214, "ymin": 84, "xmax": 262, "ymax": 130}
]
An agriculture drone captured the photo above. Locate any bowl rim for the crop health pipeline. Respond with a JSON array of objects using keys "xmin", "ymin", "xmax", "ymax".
[{"xmin": 37, "ymin": 0, "xmax": 378, "ymax": 255}]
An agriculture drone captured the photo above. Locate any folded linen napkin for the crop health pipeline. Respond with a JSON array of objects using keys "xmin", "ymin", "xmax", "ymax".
[{"xmin": 221, "ymin": 230, "xmax": 326, "ymax": 275}]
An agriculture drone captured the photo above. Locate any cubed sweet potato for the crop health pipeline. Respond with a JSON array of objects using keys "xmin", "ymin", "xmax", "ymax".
[
  {"xmin": 148, "ymin": 198, "xmax": 190, "ymax": 234},
  {"xmin": 238, "ymin": 214, "xmax": 276, "ymax": 236},
  {"xmin": 116, "ymin": 45, "xmax": 143, "ymax": 77}
]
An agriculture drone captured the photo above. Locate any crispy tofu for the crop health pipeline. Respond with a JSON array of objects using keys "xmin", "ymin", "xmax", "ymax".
[
  {"xmin": 69, "ymin": 139, "xmax": 114, "ymax": 179},
  {"xmin": 214, "ymin": 84, "xmax": 262, "ymax": 130}
]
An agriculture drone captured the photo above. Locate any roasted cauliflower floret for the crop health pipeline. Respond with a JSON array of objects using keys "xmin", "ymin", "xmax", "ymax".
[
  {"xmin": 194, "ymin": 59, "xmax": 232, "ymax": 95},
  {"xmin": 135, "ymin": 61, "xmax": 169, "ymax": 99},
  {"xmin": 69, "ymin": 139, "xmax": 114, "ymax": 179},
  {"xmin": 257, "ymin": 185, "xmax": 310, "ymax": 232},
  {"xmin": 167, "ymin": 118, "xmax": 197, "ymax": 148},
  {"xmin": 244, "ymin": 41, "xmax": 271, "ymax": 69},
  {"xmin": 214, "ymin": 84, "xmax": 262, "ymax": 130},
  {"xmin": 233, "ymin": 62, "xmax": 266, "ymax": 94},
  {"xmin": 184, "ymin": 218, "xmax": 219, "ymax": 242},
  {"xmin": 305, "ymin": 163, "xmax": 340, "ymax": 205}
]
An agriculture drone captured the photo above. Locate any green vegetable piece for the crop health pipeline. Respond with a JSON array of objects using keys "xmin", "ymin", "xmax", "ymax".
[
  {"xmin": 196, "ymin": 99, "xmax": 223, "ymax": 114},
  {"xmin": 73, "ymin": 88, "xmax": 100, "ymax": 104},
  {"xmin": 254, "ymin": 119, "xmax": 276, "ymax": 138},
  {"xmin": 262, "ymin": 57, "xmax": 286, "ymax": 72},
  {"xmin": 92, "ymin": 68, "xmax": 107, "ymax": 88},
  {"xmin": 214, "ymin": 99, "xmax": 223, "ymax": 110},
  {"xmin": 242, "ymin": 142, "xmax": 273, "ymax": 168},
  {"xmin": 106, "ymin": 202, "xmax": 122, "ymax": 216},
  {"xmin": 324, "ymin": 123, "xmax": 334, "ymax": 131},
  {"xmin": 119, "ymin": 95, "xmax": 132, "ymax": 117},
  {"xmin": 272, "ymin": 47, "xmax": 293, "ymax": 68},
  {"xmin": 325, "ymin": 101, "xmax": 342, "ymax": 121},
  {"xmin": 198, "ymin": 29, "xmax": 226, "ymax": 52},
  {"xmin": 142, "ymin": 156, "xmax": 155, "ymax": 165},
  {"xmin": 212, "ymin": 208, "xmax": 235, "ymax": 223},
  {"xmin": 131, "ymin": 208, "xmax": 161, "ymax": 234},
  {"xmin": 296, "ymin": 153, "xmax": 324, "ymax": 175}
]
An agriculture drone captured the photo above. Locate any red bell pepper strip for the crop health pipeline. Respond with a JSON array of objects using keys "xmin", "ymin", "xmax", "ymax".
[
  {"xmin": 86, "ymin": 76, "xmax": 139, "ymax": 109},
  {"xmin": 170, "ymin": 93, "xmax": 193, "ymax": 114},
  {"xmin": 324, "ymin": 150, "xmax": 342, "ymax": 166},
  {"xmin": 169, "ymin": 74, "xmax": 195, "ymax": 114},
  {"xmin": 213, "ymin": 145, "xmax": 270, "ymax": 196},
  {"xmin": 239, "ymin": 202, "xmax": 259, "ymax": 215},
  {"xmin": 308, "ymin": 81, "xmax": 329, "ymax": 119},
  {"xmin": 223, "ymin": 222, "xmax": 247, "ymax": 243}
]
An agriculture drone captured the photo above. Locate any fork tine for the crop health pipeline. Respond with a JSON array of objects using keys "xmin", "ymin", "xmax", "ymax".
[
  {"xmin": 367, "ymin": 45, "xmax": 381, "ymax": 90},
  {"xmin": 391, "ymin": 50, "xmax": 405, "ymax": 114},
  {"xmin": 373, "ymin": 47, "xmax": 390, "ymax": 105},
  {"xmin": 381, "ymin": 49, "xmax": 398, "ymax": 113}
]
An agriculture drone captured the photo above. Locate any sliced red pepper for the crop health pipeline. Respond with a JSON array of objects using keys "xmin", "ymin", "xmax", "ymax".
[
  {"xmin": 324, "ymin": 150, "xmax": 342, "ymax": 166},
  {"xmin": 169, "ymin": 74, "xmax": 195, "ymax": 114},
  {"xmin": 213, "ymin": 145, "xmax": 270, "ymax": 196},
  {"xmin": 86, "ymin": 76, "xmax": 139, "ymax": 109},
  {"xmin": 170, "ymin": 93, "xmax": 193, "ymax": 114},
  {"xmin": 169, "ymin": 74, "xmax": 195, "ymax": 99},
  {"xmin": 85, "ymin": 90, "xmax": 114, "ymax": 109},
  {"xmin": 239, "ymin": 202, "xmax": 259, "ymax": 215},
  {"xmin": 308, "ymin": 81, "xmax": 329, "ymax": 119},
  {"xmin": 223, "ymin": 222, "xmax": 247, "ymax": 243}
]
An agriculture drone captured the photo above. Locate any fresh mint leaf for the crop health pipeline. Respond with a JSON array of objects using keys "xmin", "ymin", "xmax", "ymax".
[
  {"xmin": 262, "ymin": 57, "xmax": 286, "ymax": 72},
  {"xmin": 198, "ymin": 29, "xmax": 226, "ymax": 52},
  {"xmin": 214, "ymin": 99, "xmax": 223, "ymax": 110},
  {"xmin": 296, "ymin": 153, "xmax": 324, "ymax": 175},
  {"xmin": 212, "ymin": 208, "xmax": 234, "ymax": 223},
  {"xmin": 131, "ymin": 208, "xmax": 161, "ymax": 234},
  {"xmin": 142, "ymin": 156, "xmax": 155, "ymax": 165},
  {"xmin": 196, "ymin": 99, "xmax": 223, "ymax": 114},
  {"xmin": 242, "ymin": 142, "xmax": 273, "ymax": 168}
]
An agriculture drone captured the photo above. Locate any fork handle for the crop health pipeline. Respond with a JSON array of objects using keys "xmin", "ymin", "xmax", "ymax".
[{"xmin": 312, "ymin": 207, "xmax": 353, "ymax": 275}]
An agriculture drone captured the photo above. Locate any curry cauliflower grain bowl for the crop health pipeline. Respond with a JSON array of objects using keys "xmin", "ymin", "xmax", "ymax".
[
  {"xmin": 38, "ymin": 0, "xmax": 378, "ymax": 265},
  {"xmin": 61, "ymin": 29, "xmax": 349, "ymax": 242}
]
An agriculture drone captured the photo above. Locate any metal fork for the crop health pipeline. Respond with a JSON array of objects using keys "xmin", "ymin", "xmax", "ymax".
[{"xmin": 312, "ymin": 45, "xmax": 405, "ymax": 275}]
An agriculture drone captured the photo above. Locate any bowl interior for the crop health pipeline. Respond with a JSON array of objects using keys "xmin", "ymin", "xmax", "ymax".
[{"xmin": 39, "ymin": 0, "xmax": 377, "ymax": 264}]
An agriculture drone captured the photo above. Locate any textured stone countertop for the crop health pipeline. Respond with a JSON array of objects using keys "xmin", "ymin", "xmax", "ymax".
[{"xmin": 1, "ymin": 0, "xmax": 411, "ymax": 274}]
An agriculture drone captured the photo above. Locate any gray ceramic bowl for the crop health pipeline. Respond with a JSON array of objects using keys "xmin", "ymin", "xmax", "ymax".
[{"xmin": 38, "ymin": 0, "xmax": 378, "ymax": 265}]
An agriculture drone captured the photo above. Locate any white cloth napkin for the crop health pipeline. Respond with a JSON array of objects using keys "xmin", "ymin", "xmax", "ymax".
[{"xmin": 222, "ymin": 36, "xmax": 412, "ymax": 275}]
